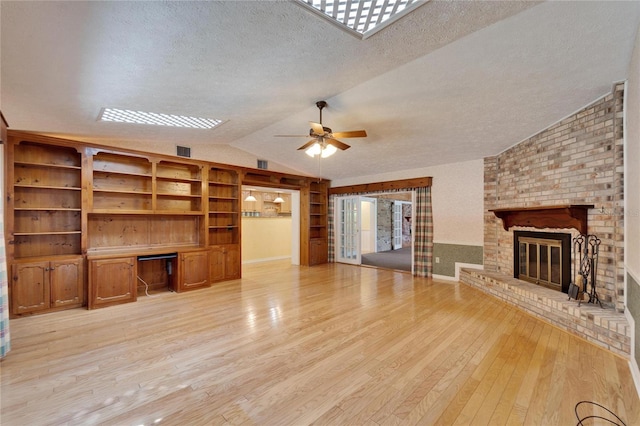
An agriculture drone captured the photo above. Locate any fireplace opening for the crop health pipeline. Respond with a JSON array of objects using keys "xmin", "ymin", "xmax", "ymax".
[{"xmin": 513, "ymin": 231, "xmax": 571, "ymax": 293}]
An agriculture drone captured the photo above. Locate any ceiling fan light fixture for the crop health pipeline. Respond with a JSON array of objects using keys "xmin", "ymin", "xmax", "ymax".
[
  {"xmin": 305, "ymin": 142, "xmax": 322, "ymax": 157},
  {"xmin": 320, "ymin": 143, "xmax": 337, "ymax": 158},
  {"xmin": 305, "ymin": 141, "xmax": 337, "ymax": 158}
]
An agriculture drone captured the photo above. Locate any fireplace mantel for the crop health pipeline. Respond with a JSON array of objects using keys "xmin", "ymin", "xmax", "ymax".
[{"xmin": 490, "ymin": 204, "xmax": 594, "ymax": 234}]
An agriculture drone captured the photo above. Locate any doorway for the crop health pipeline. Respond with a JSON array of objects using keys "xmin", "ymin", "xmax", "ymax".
[
  {"xmin": 240, "ymin": 186, "xmax": 300, "ymax": 265},
  {"xmin": 335, "ymin": 192, "xmax": 413, "ymax": 271}
]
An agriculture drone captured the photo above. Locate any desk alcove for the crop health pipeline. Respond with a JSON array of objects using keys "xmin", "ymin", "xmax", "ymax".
[{"xmin": 137, "ymin": 253, "xmax": 178, "ymax": 295}]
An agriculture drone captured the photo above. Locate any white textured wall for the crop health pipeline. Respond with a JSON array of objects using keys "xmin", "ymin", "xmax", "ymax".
[
  {"xmin": 331, "ymin": 158, "xmax": 484, "ymax": 246},
  {"xmin": 628, "ymin": 28, "xmax": 640, "ymax": 281}
]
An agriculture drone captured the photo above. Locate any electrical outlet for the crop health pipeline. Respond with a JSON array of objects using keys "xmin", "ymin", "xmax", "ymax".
[{"xmin": 435, "ymin": 257, "xmax": 440, "ymax": 263}]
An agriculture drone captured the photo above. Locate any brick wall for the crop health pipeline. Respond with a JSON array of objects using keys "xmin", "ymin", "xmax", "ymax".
[
  {"xmin": 376, "ymin": 198, "xmax": 393, "ymax": 251},
  {"xmin": 484, "ymin": 83, "xmax": 625, "ymax": 311}
]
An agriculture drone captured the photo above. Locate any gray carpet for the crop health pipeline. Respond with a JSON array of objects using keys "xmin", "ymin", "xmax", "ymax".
[{"xmin": 361, "ymin": 246, "xmax": 412, "ymax": 271}]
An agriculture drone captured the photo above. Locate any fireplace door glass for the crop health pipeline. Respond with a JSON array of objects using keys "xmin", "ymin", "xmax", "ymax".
[
  {"xmin": 519, "ymin": 242, "xmax": 527, "ymax": 276},
  {"xmin": 550, "ymin": 246, "xmax": 561, "ymax": 284},
  {"xmin": 518, "ymin": 237, "xmax": 562, "ymax": 289}
]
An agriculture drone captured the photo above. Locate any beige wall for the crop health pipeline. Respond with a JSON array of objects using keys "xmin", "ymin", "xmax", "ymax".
[
  {"xmin": 627, "ymin": 29, "xmax": 640, "ymax": 281},
  {"xmin": 625, "ymin": 23, "xmax": 640, "ymax": 390},
  {"xmin": 241, "ymin": 217, "xmax": 292, "ymax": 263},
  {"xmin": 331, "ymin": 158, "xmax": 484, "ymax": 247}
]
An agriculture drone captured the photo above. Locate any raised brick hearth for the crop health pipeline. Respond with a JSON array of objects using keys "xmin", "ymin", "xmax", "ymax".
[{"xmin": 460, "ymin": 268, "xmax": 630, "ymax": 357}]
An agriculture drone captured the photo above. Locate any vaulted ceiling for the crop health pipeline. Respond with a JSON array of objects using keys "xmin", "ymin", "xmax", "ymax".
[{"xmin": 2, "ymin": 1, "xmax": 639, "ymax": 182}]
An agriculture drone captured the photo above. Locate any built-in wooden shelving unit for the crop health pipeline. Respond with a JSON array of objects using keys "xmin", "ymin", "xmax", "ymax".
[{"xmin": 5, "ymin": 130, "xmax": 329, "ymax": 317}]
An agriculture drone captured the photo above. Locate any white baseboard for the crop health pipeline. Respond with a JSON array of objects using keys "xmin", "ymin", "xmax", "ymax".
[
  {"xmin": 242, "ymin": 256, "xmax": 291, "ymax": 265},
  {"xmin": 626, "ymin": 307, "xmax": 640, "ymax": 398},
  {"xmin": 455, "ymin": 262, "xmax": 484, "ymax": 280},
  {"xmin": 432, "ymin": 262, "xmax": 484, "ymax": 282},
  {"xmin": 432, "ymin": 273, "xmax": 457, "ymax": 282}
]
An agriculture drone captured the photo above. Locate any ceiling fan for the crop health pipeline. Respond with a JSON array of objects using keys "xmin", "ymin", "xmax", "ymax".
[{"xmin": 275, "ymin": 101, "xmax": 367, "ymax": 158}]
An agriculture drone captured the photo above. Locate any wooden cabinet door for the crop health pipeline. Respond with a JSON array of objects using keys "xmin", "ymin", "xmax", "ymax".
[
  {"xmin": 50, "ymin": 258, "xmax": 84, "ymax": 308},
  {"xmin": 309, "ymin": 239, "xmax": 328, "ymax": 266},
  {"xmin": 224, "ymin": 245, "xmax": 240, "ymax": 279},
  {"xmin": 210, "ymin": 246, "xmax": 226, "ymax": 283},
  {"xmin": 178, "ymin": 250, "xmax": 209, "ymax": 292},
  {"xmin": 89, "ymin": 257, "xmax": 136, "ymax": 309},
  {"xmin": 11, "ymin": 261, "xmax": 50, "ymax": 315},
  {"xmin": 280, "ymin": 194, "xmax": 292, "ymax": 213},
  {"xmin": 210, "ymin": 245, "xmax": 240, "ymax": 282}
]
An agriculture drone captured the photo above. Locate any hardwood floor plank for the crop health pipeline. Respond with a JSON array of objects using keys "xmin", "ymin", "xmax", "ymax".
[{"xmin": 1, "ymin": 261, "xmax": 637, "ymax": 425}]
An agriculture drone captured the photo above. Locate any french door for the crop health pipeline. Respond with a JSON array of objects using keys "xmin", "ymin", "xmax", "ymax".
[
  {"xmin": 392, "ymin": 201, "xmax": 403, "ymax": 250},
  {"xmin": 335, "ymin": 196, "xmax": 361, "ymax": 264}
]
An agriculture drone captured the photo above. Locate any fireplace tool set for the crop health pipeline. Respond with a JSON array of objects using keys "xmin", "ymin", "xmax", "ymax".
[{"xmin": 568, "ymin": 234, "xmax": 603, "ymax": 308}]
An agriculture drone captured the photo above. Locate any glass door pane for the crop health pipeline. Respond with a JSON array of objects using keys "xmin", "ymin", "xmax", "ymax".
[
  {"xmin": 335, "ymin": 196, "xmax": 361, "ymax": 264},
  {"xmin": 550, "ymin": 246, "xmax": 561, "ymax": 284},
  {"xmin": 528, "ymin": 244, "xmax": 538, "ymax": 280},
  {"xmin": 540, "ymin": 244, "xmax": 549, "ymax": 282}
]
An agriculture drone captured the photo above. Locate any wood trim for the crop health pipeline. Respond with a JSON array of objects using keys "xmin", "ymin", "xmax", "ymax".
[
  {"xmin": 0, "ymin": 110, "xmax": 8, "ymax": 144},
  {"xmin": 489, "ymin": 204, "xmax": 594, "ymax": 234},
  {"xmin": 240, "ymin": 168, "xmax": 317, "ymax": 190},
  {"xmin": 329, "ymin": 177, "xmax": 432, "ymax": 195}
]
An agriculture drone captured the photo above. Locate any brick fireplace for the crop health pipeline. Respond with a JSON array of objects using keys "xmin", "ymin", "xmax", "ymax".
[
  {"xmin": 459, "ymin": 83, "xmax": 630, "ymax": 356},
  {"xmin": 484, "ymin": 84, "xmax": 625, "ymax": 312}
]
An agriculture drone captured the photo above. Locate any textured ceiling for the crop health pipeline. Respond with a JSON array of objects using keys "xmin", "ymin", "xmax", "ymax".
[{"xmin": 2, "ymin": 1, "xmax": 639, "ymax": 182}]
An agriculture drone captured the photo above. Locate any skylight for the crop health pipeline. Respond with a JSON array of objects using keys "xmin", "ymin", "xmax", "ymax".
[
  {"xmin": 298, "ymin": 0, "xmax": 426, "ymax": 39},
  {"xmin": 98, "ymin": 108, "xmax": 225, "ymax": 129}
]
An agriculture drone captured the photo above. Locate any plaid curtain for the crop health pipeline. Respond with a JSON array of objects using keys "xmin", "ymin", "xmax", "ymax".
[
  {"xmin": 413, "ymin": 186, "xmax": 433, "ymax": 277},
  {"xmin": 328, "ymin": 186, "xmax": 433, "ymax": 277},
  {"xmin": 0, "ymin": 145, "xmax": 9, "ymax": 358}
]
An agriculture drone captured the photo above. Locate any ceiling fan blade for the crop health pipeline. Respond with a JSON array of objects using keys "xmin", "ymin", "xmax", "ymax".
[
  {"xmin": 331, "ymin": 130, "xmax": 367, "ymax": 138},
  {"xmin": 326, "ymin": 138, "xmax": 351, "ymax": 151},
  {"xmin": 309, "ymin": 121, "xmax": 325, "ymax": 135},
  {"xmin": 274, "ymin": 134, "xmax": 309, "ymax": 137},
  {"xmin": 297, "ymin": 139, "xmax": 319, "ymax": 151}
]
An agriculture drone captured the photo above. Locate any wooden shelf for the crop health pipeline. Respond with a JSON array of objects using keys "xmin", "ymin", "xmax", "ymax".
[
  {"xmin": 490, "ymin": 204, "xmax": 594, "ymax": 234},
  {"xmin": 14, "ymin": 231, "xmax": 81, "ymax": 236},
  {"xmin": 93, "ymin": 189, "xmax": 153, "ymax": 195},
  {"xmin": 15, "ymin": 207, "xmax": 81, "ymax": 212},
  {"xmin": 209, "ymin": 181, "xmax": 237, "ymax": 186},
  {"xmin": 156, "ymin": 176, "xmax": 202, "ymax": 183},
  {"xmin": 209, "ymin": 196, "xmax": 238, "ymax": 200},
  {"xmin": 15, "ymin": 161, "xmax": 81, "ymax": 170},
  {"xmin": 157, "ymin": 193, "xmax": 202, "ymax": 198},
  {"xmin": 90, "ymin": 209, "xmax": 153, "ymax": 215},
  {"xmin": 15, "ymin": 184, "xmax": 81, "ymax": 190},
  {"xmin": 93, "ymin": 169, "xmax": 151, "ymax": 178}
]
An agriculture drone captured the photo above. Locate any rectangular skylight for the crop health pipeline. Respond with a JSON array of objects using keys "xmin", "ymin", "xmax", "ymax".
[
  {"xmin": 298, "ymin": 0, "xmax": 425, "ymax": 38},
  {"xmin": 98, "ymin": 107, "xmax": 225, "ymax": 129}
]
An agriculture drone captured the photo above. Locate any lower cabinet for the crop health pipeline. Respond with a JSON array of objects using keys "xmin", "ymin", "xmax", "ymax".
[
  {"xmin": 176, "ymin": 250, "xmax": 210, "ymax": 292},
  {"xmin": 309, "ymin": 238, "xmax": 328, "ymax": 266},
  {"xmin": 88, "ymin": 256, "xmax": 136, "ymax": 309},
  {"xmin": 210, "ymin": 244, "xmax": 240, "ymax": 282},
  {"xmin": 11, "ymin": 256, "xmax": 84, "ymax": 316}
]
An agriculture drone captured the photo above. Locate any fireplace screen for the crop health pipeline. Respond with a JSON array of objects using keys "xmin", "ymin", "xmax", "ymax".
[{"xmin": 518, "ymin": 236, "xmax": 563, "ymax": 289}]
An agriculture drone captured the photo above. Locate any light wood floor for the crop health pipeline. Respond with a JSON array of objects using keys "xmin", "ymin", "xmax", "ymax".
[{"xmin": 2, "ymin": 260, "xmax": 638, "ymax": 425}]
